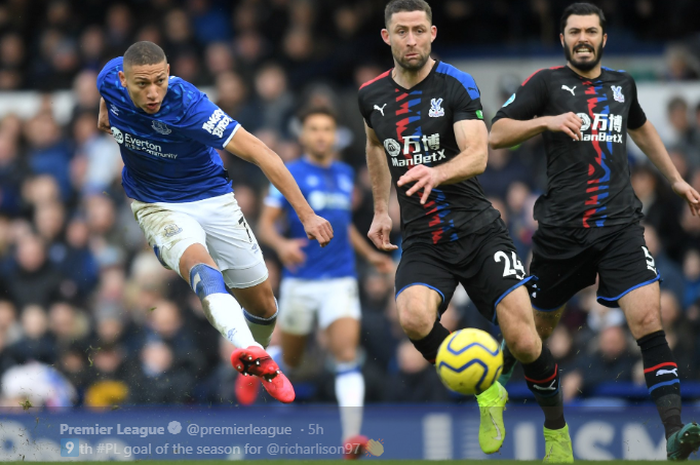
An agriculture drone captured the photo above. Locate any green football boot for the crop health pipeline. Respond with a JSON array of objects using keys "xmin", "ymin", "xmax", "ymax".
[
  {"xmin": 543, "ymin": 424, "xmax": 574, "ymax": 463},
  {"xmin": 667, "ymin": 422, "xmax": 700, "ymax": 461},
  {"xmin": 475, "ymin": 381, "xmax": 508, "ymax": 454}
]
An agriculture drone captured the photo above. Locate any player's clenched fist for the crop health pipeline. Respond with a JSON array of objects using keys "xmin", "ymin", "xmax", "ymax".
[
  {"xmin": 368, "ymin": 213, "xmax": 398, "ymax": 252},
  {"xmin": 301, "ymin": 214, "xmax": 334, "ymax": 247},
  {"xmin": 547, "ymin": 112, "xmax": 583, "ymax": 141}
]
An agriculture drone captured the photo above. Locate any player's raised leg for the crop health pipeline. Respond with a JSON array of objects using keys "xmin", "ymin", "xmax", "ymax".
[
  {"xmin": 180, "ymin": 244, "xmax": 257, "ymax": 349},
  {"xmin": 326, "ymin": 316, "xmax": 367, "ymax": 459},
  {"xmin": 497, "ymin": 286, "xmax": 573, "ymax": 463},
  {"xmin": 229, "ymin": 280, "xmax": 278, "ymax": 348},
  {"xmin": 619, "ymin": 282, "xmax": 700, "ymax": 460},
  {"xmin": 178, "ymin": 245, "xmax": 294, "ymax": 404},
  {"xmin": 228, "ymin": 279, "xmax": 280, "ymax": 404}
]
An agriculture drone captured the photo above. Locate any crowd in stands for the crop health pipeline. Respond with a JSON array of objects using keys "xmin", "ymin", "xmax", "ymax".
[{"xmin": 1, "ymin": 0, "xmax": 700, "ymax": 407}]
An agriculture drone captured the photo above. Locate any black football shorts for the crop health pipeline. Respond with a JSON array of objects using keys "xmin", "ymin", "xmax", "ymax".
[
  {"xmin": 395, "ymin": 218, "xmax": 535, "ymax": 324},
  {"xmin": 529, "ymin": 222, "xmax": 660, "ymax": 311}
]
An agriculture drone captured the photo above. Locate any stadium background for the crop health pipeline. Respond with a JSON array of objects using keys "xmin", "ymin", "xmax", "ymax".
[{"xmin": 0, "ymin": 0, "xmax": 700, "ymax": 409}]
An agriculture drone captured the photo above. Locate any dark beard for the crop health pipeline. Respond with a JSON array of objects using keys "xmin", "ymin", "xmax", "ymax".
[
  {"xmin": 394, "ymin": 52, "xmax": 430, "ymax": 71},
  {"xmin": 564, "ymin": 43, "xmax": 604, "ymax": 72}
]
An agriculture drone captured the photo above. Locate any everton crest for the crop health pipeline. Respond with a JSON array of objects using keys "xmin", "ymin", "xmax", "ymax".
[{"xmin": 152, "ymin": 120, "xmax": 172, "ymax": 135}]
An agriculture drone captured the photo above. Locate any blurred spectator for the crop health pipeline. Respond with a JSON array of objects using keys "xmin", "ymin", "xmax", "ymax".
[
  {"xmin": 84, "ymin": 343, "xmax": 130, "ymax": 407},
  {"xmin": 205, "ymin": 43, "xmax": 236, "ymax": 84},
  {"xmin": 248, "ymin": 63, "xmax": 295, "ymax": 136},
  {"xmin": 214, "ymin": 71, "xmax": 256, "ymax": 126},
  {"xmin": 0, "ymin": 33, "xmax": 25, "ymax": 90},
  {"xmin": 7, "ymin": 304, "xmax": 56, "ymax": 365},
  {"xmin": 128, "ymin": 340, "xmax": 193, "ymax": 404},
  {"xmin": 2, "ymin": 234, "xmax": 63, "ymax": 309},
  {"xmin": 78, "ymin": 26, "xmax": 107, "ymax": 72},
  {"xmin": 104, "ymin": 4, "xmax": 133, "ymax": 56},
  {"xmin": 0, "ymin": 131, "xmax": 27, "ymax": 217},
  {"xmin": 563, "ymin": 325, "xmax": 641, "ymax": 398},
  {"xmin": 663, "ymin": 45, "xmax": 700, "ymax": 81},
  {"xmin": 666, "ymin": 96, "xmax": 700, "ymax": 165},
  {"xmin": 24, "ymin": 113, "xmax": 74, "ymax": 201},
  {"xmin": 0, "ymin": 361, "xmax": 75, "ymax": 407},
  {"xmin": 188, "ymin": 0, "xmax": 232, "ymax": 45}
]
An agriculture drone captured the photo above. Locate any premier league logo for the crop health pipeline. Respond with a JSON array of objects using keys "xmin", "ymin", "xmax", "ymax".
[
  {"xmin": 152, "ymin": 120, "xmax": 172, "ymax": 135},
  {"xmin": 383, "ymin": 138, "xmax": 401, "ymax": 157},
  {"xmin": 611, "ymin": 86, "xmax": 625, "ymax": 103}
]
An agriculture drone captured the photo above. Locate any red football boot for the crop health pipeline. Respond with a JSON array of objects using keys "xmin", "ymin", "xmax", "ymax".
[{"xmin": 231, "ymin": 345, "xmax": 295, "ymax": 404}]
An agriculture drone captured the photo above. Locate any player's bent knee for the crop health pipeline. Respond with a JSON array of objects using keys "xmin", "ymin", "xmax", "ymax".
[
  {"xmin": 629, "ymin": 310, "xmax": 663, "ymax": 339},
  {"xmin": 507, "ymin": 331, "xmax": 542, "ymax": 364},
  {"xmin": 189, "ymin": 264, "xmax": 228, "ymax": 300},
  {"xmin": 397, "ymin": 306, "xmax": 434, "ymax": 339}
]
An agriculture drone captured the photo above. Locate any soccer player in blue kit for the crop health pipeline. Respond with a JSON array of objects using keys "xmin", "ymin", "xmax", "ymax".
[
  {"xmin": 96, "ymin": 41, "xmax": 333, "ymax": 404},
  {"xmin": 247, "ymin": 107, "xmax": 393, "ymax": 458}
]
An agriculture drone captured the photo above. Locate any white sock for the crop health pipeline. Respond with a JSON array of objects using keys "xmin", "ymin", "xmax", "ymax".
[
  {"xmin": 335, "ymin": 361, "xmax": 365, "ymax": 441},
  {"xmin": 201, "ymin": 293, "xmax": 258, "ymax": 349},
  {"xmin": 243, "ymin": 305, "xmax": 277, "ymax": 348}
]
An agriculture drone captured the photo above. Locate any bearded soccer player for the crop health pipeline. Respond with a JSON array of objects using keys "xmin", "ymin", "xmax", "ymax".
[
  {"xmin": 358, "ymin": 0, "xmax": 572, "ymax": 460},
  {"xmin": 489, "ymin": 3, "xmax": 700, "ymax": 459},
  {"xmin": 96, "ymin": 41, "xmax": 333, "ymax": 404}
]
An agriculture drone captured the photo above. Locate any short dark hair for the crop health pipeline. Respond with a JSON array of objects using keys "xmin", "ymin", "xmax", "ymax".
[
  {"xmin": 298, "ymin": 106, "xmax": 337, "ymax": 125},
  {"xmin": 123, "ymin": 41, "xmax": 167, "ymax": 69},
  {"xmin": 384, "ymin": 0, "xmax": 432, "ymax": 28},
  {"xmin": 560, "ymin": 2, "xmax": 606, "ymax": 34}
]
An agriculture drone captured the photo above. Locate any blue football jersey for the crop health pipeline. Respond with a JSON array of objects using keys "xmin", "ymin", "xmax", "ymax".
[
  {"xmin": 97, "ymin": 57, "xmax": 238, "ymax": 202},
  {"xmin": 265, "ymin": 158, "xmax": 356, "ymax": 279}
]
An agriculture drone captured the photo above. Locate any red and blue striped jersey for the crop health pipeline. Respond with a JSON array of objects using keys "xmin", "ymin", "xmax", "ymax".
[
  {"xmin": 493, "ymin": 66, "xmax": 647, "ymax": 228},
  {"xmin": 358, "ymin": 60, "xmax": 500, "ymax": 248}
]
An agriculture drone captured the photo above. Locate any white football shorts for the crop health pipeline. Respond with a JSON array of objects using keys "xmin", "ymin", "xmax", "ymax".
[
  {"xmin": 278, "ymin": 277, "xmax": 361, "ymax": 335},
  {"xmin": 130, "ymin": 192, "xmax": 268, "ymax": 289}
]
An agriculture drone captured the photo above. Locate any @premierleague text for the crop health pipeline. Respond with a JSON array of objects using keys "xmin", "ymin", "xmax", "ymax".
[{"xmin": 60, "ymin": 422, "xmax": 329, "ymax": 439}]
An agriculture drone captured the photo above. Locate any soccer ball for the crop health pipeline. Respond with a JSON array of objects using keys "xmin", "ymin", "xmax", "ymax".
[{"xmin": 435, "ymin": 328, "xmax": 504, "ymax": 395}]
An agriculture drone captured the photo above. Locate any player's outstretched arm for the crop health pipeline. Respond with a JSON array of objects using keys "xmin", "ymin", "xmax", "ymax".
[
  {"xmin": 349, "ymin": 224, "xmax": 394, "ymax": 273},
  {"xmin": 365, "ymin": 123, "xmax": 397, "ymax": 252},
  {"xmin": 257, "ymin": 203, "xmax": 307, "ymax": 269},
  {"xmin": 489, "ymin": 113, "xmax": 583, "ymax": 149},
  {"xmin": 97, "ymin": 98, "xmax": 111, "ymax": 134},
  {"xmin": 629, "ymin": 120, "xmax": 700, "ymax": 216},
  {"xmin": 225, "ymin": 127, "xmax": 334, "ymax": 246},
  {"xmin": 397, "ymin": 119, "xmax": 488, "ymax": 205}
]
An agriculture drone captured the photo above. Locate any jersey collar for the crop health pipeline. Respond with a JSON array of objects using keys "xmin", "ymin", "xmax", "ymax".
[{"xmin": 389, "ymin": 59, "xmax": 440, "ymax": 93}]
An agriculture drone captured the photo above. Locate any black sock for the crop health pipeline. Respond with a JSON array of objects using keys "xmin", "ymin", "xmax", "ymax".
[
  {"xmin": 637, "ymin": 330, "xmax": 683, "ymax": 439},
  {"xmin": 409, "ymin": 320, "xmax": 450, "ymax": 364},
  {"xmin": 523, "ymin": 346, "xmax": 566, "ymax": 430},
  {"xmin": 502, "ymin": 342, "xmax": 518, "ymax": 375}
]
